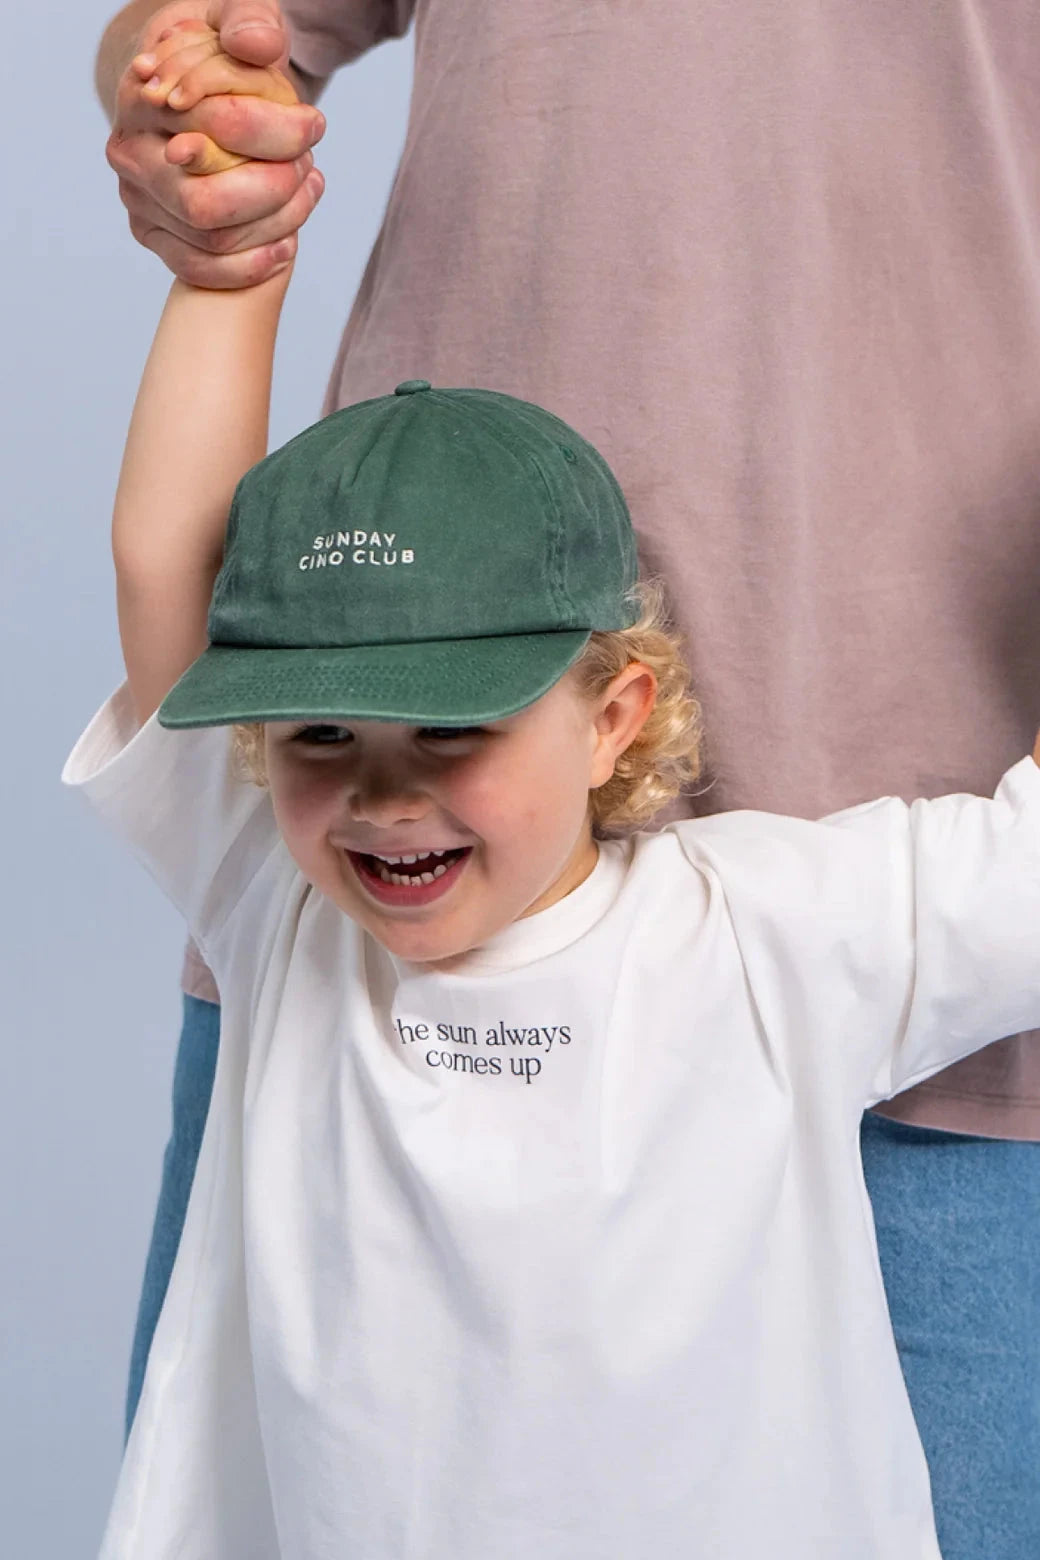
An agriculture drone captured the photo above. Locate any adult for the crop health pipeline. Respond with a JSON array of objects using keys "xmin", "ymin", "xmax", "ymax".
[{"xmin": 97, "ymin": 3, "xmax": 1040, "ymax": 1556}]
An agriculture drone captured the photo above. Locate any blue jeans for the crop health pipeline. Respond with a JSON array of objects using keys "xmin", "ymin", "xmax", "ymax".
[
  {"xmin": 127, "ymin": 1002, "xmax": 1040, "ymax": 1557},
  {"xmin": 860, "ymin": 1113, "xmax": 1040, "ymax": 1559},
  {"xmin": 125, "ymin": 994, "xmax": 220, "ymax": 1440}
]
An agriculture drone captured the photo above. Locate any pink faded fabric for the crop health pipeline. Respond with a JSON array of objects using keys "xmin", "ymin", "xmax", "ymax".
[
  {"xmin": 187, "ymin": 0, "xmax": 1040, "ymax": 1138},
  {"xmin": 181, "ymin": 940, "xmax": 219, "ymax": 1005}
]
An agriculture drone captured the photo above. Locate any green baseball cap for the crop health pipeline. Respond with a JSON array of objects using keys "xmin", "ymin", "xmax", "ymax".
[{"xmin": 158, "ymin": 381, "xmax": 638, "ymax": 729}]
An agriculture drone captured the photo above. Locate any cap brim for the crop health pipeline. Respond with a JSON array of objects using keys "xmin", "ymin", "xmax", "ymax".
[{"xmin": 157, "ymin": 632, "xmax": 592, "ymax": 729}]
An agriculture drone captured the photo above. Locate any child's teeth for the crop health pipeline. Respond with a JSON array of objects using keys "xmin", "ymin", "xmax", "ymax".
[
  {"xmin": 376, "ymin": 850, "xmax": 451, "ymax": 865},
  {"xmin": 368, "ymin": 849, "xmax": 461, "ymax": 887}
]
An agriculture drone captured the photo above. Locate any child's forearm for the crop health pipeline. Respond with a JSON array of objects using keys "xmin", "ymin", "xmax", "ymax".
[{"xmin": 114, "ymin": 268, "xmax": 291, "ymax": 722}]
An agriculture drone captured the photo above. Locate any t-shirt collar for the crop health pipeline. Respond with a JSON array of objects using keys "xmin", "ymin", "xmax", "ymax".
[{"xmin": 390, "ymin": 839, "xmax": 629, "ymax": 979}]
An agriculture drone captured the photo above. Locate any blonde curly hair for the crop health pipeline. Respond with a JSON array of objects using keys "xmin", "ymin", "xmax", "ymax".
[
  {"xmin": 231, "ymin": 580, "xmax": 702, "ymax": 835},
  {"xmin": 576, "ymin": 580, "xmax": 703, "ymax": 833}
]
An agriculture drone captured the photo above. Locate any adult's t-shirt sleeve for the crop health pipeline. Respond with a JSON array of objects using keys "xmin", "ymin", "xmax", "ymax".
[
  {"xmin": 282, "ymin": 0, "xmax": 415, "ymax": 80},
  {"xmin": 62, "ymin": 685, "xmax": 281, "ymax": 946},
  {"xmin": 683, "ymin": 756, "xmax": 1040, "ymax": 1107}
]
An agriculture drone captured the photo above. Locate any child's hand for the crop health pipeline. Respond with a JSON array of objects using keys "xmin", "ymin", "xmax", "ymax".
[
  {"xmin": 106, "ymin": 0, "xmax": 323, "ymax": 287},
  {"xmin": 131, "ymin": 22, "xmax": 301, "ymax": 176}
]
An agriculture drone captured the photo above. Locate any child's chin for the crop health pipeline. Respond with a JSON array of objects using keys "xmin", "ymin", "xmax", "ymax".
[
  {"xmin": 362, "ymin": 904, "xmax": 504, "ymax": 968},
  {"xmin": 371, "ymin": 920, "xmax": 478, "ymax": 965}
]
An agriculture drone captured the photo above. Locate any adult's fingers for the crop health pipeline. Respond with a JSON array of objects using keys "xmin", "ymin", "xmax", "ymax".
[
  {"xmin": 173, "ymin": 93, "xmax": 324, "ymax": 161},
  {"xmin": 207, "ymin": 0, "xmax": 288, "ymax": 68},
  {"xmin": 108, "ymin": 125, "xmax": 314, "ymax": 231},
  {"xmin": 119, "ymin": 165, "xmax": 324, "ymax": 256},
  {"xmin": 117, "ymin": 80, "xmax": 322, "ymax": 163},
  {"xmin": 135, "ymin": 218, "xmax": 298, "ymax": 288}
]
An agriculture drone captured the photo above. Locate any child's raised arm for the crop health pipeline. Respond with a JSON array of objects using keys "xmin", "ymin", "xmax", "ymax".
[
  {"xmin": 111, "ymin": 23, "xmax": 315, "ymax": 724},
  {"xmin": 114, "ymin": 267, "xmax": 292, "ymax": 725},
  {"xmin": 110, "ymin": 26, "xmax": 315, "ymax": 724}
]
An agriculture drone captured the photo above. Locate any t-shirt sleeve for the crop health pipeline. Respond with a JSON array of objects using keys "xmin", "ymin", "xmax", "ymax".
[
  {"xmin": 683, "ymin": 756, "xmax": 1040, "ymax": 1106},
  {"xmin": 62, "ymin": 685, "xmax": 281, "ymax": 944},
  {"xmin": 281, "ymin": 0, "xmax": 415, "ymax": 79},
  {"xmin": 895, "ymin": 756, "xmax": 1040, "ymax": 1087}
]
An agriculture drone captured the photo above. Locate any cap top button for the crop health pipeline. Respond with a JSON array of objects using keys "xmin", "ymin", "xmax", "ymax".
[{"xmin": 394, "ymin": 379, "xmax": 432, "ymax": 395}]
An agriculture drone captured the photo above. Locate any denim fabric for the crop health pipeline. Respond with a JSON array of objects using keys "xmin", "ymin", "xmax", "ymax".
[
  {"xmin": 125, "ymin": 994, "xmax": 220, "ymax": 1441},
  {"xmin": 861, "ymin": 1112, "xmax": 1040, "ymax": 1560},
  {"xmin": 125, "ymin": 1006, "xmax": 1040, "ymax": 1559}
]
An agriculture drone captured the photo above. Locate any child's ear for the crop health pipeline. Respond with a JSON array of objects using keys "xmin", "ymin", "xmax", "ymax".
[{"xmin": 589, "ymin": 663, "xmax": 657, "ymax": 788}]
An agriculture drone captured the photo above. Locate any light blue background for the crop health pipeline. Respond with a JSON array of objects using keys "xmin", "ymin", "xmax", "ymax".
[{"xmin": 1, "ymin": 9, "xmax": 412, "ymax": 1552}]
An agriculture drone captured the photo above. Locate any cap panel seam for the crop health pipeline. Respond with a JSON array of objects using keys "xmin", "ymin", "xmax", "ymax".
[
  {"xmin": 433, "ymin": 393, "xmax": 573, "ymax": 621},
  {"xmin": 342, "ymin": 395, "xmax": 415, "ymax": 488},
  {"xmin": 523, "ymin": 452, "xmax": 569, "ymax": 621}
]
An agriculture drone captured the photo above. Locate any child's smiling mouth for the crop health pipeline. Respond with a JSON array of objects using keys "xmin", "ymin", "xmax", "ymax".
[{"xmin": 346, "ymin": 847, "xmax": 472, "ymax": 907}]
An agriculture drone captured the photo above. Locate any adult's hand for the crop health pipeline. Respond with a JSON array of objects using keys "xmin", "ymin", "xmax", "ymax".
[{"xmin": 103, "ymin": 0, "xmax": 327, "ymax": 288}]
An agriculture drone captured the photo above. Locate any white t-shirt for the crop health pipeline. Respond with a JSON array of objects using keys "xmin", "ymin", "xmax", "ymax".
[{"xmin": 65, "ymin": 688, "xmax": 1040, "ymax": 1560}]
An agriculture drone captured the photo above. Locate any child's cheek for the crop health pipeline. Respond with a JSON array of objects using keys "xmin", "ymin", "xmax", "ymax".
[
  {"xmin": 269, "ymin": 766, "xmax": 338, "ymax": 855},
  {"xmin": 447, "ymin": 766, "xmax": 516, "ymax": 843}
]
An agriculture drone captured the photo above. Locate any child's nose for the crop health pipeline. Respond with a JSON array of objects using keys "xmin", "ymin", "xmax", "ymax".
[{"xmin": 346, "ymin": 771, "xmax": 431, "ymax": 827}]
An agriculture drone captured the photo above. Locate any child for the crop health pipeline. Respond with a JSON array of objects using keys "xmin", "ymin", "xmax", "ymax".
[{"xmin": 68, "ymin": 62, "xmax": 1040, "ymax": 1560}]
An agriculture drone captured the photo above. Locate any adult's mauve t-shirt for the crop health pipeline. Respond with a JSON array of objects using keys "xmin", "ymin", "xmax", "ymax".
[{"xmin": 251, "ymin": 0, "xmax": 1040, "ymax": 1137}]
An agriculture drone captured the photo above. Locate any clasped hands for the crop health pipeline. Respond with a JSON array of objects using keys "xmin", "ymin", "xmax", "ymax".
[{"xmin": 107, "ymin": 0, "xmax": 326, "ymax": 287}]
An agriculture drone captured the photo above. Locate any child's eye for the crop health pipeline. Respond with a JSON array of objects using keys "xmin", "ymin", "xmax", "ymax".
[
  {"xmin": 419, "ymin": 726, "xmax": 484, "ymax": 742},
  {"xmin": 291, "ymin": 724, "xmax": 353, "ymax": 746}
]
